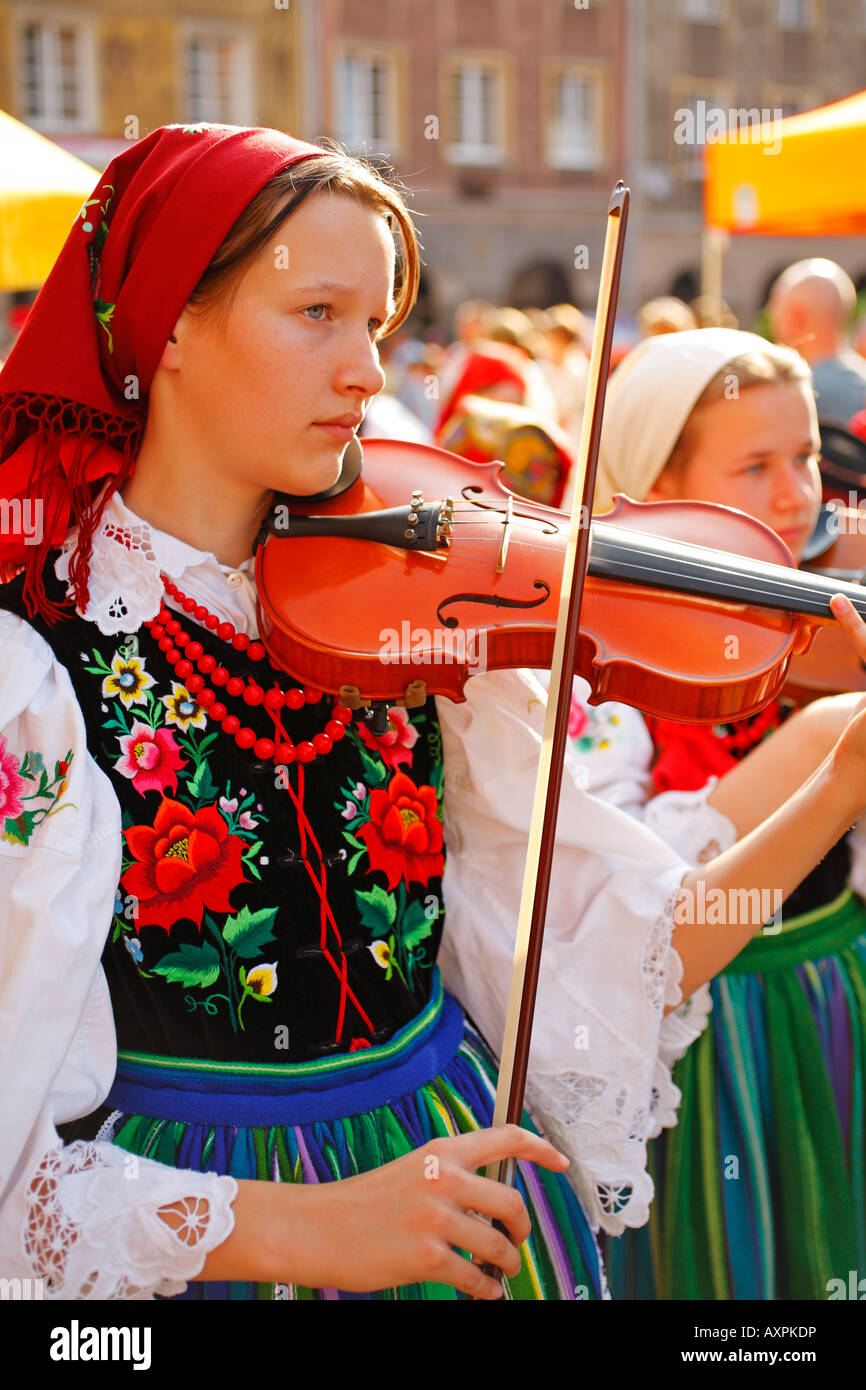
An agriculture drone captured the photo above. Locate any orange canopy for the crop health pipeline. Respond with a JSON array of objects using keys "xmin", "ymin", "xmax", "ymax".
[{"xmin": 704, "ymin": 89, "xmax": 866, "ymax": 236}]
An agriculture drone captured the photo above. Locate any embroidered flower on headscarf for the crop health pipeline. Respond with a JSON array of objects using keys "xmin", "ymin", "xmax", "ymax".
[
  {"xmin": 357, "ymin": 706, "xmax": 419, "ymax": 771},
  {"xmin": 0, "ymin": 735, "xmax": 26, "ymax": 821},
  {"xmin": 358, "ymin": 771, "xmax": 444, "ymax": 890},
  {"xmin": 162, "ymin": 682, "xmax": 207, "ymax": 731},
  {"xmin": 102, "ymin": 652, "xmax": 154, "ymax": 709},
  {"xmin": 114, "ymin": 722, "xmax": 187, "ymax": 795},
  {"xmin": 121, "ymin": 797, "xmax": 247, "ymax": 932}
]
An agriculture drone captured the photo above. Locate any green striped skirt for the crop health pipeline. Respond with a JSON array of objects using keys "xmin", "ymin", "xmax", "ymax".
[
  {"xmin": 607, "ymin": 887, "xmax": 866, "ymax": 1300},
  {"xmin": 102, "ymin": 972, "xmax": 603, "ymax": 1300}
]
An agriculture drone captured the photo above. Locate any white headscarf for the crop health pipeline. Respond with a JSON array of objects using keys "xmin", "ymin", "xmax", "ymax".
[{"xmin": 594, "ymin": 328, "xmax": 789, "ymax": 513}]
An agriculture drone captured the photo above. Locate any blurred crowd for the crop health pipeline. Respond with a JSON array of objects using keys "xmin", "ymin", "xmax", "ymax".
[
  {"xmin": 365, "ymin": 257, "xmax": 866, "ymax": 509},
  {"xmin": 4, "ymin": 257, "xmax": 866, "ymax": 506}
]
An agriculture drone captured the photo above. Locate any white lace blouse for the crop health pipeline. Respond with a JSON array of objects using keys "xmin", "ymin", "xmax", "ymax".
[{"xmin": 0, "ymin": 490, "xmax": 733, "ymax": 1299}]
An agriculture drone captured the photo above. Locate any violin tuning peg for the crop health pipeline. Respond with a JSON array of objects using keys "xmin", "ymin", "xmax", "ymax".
[
  {"xmin": 408, "ymin": 510, "xmax": 419, "ymax": 524},
  {"xmin": 404, "ymin": 528, "xmax": 416, "ymax": 541}
]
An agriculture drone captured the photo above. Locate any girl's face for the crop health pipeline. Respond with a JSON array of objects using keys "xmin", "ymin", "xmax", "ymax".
[
  {"xmin": 171, "ymin": 190, "xmax": 394, "ymax": 498},
  {"xmin": 647, "ymin": 379, "xmax": 822, "ymax": 563}
]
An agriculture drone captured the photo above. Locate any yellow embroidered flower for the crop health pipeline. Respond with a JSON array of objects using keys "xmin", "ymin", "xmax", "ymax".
[
  {"xmin": 369, "ymin": 940, "xmax": 392, "ymax": 970},
  {"xmin": 161, "ymin": 683, "xmax": 207, "ymax": 731},
  {"xmin": 237, "ymin": 961, "xmax": 278, "ymax": 1030},
  {"xmin": 245, "ymin": 962, "xmax": 278, "ymax": 998},
  {"xmin": 102, "ymin": 653, "xmax": 155, "ymax": 709}
]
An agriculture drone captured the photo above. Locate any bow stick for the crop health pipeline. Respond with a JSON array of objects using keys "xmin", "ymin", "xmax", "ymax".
[{"xmin": 479, "ymin": 182, "xmax": 630, "ymax": 1285}]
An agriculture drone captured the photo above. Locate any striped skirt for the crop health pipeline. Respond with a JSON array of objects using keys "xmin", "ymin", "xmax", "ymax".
[
  {"xmin": 103, "ymin": 972, "xmax": 603, "ymax": 1300},
  {"xmin": 607, "ymin": 887, "xmax": 866, "ymax": 1300}
]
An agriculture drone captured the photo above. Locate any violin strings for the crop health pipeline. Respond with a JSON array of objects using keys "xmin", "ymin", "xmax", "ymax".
[{"xmin": 436, "ymin": 505, "xmax": 866, "ymax": 616}]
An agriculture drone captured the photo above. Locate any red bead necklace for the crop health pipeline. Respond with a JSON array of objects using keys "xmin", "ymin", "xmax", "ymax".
[{"xmin": 144, "ymin": 577, "xmax": 353, "ymax": 766}]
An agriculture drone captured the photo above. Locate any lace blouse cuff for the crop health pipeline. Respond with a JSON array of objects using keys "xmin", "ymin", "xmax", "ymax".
[
  {"xmin": 23, "ymin": 1141, "xmax": 238, "ymax": 1300},
  {"xmin": 641, "ymin": 776, "xmax": 738, "ymax": 866}
]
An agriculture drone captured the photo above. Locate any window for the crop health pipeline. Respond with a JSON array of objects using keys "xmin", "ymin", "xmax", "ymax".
[
  {"xmin": 16, "ymin": 11, "xmax": 96, "ymax": 131},
  {"xmin": 671, "ymin": 80, "xmax": 736, "ymax": 181},
  {"xmin": 547, "ymin": 68, "xmax": 604, "ymax": 171},
  {"xmin": 181, "ymin": 28, "xmax": 253, "ymax": 125},
  {"xmin": 775, "ymin": 0, "xmax": 815, "ymax": 29},
  {"xmin": 334, "ymin": 53, "xmax": 398, "ymax": 152},
  {"xmin": 680, "ymin": 0, "xmax": 726, "ymax": 21},
  {"xmin": 446, "ymin": 58, "xmax": 506, "ymax": 166}
]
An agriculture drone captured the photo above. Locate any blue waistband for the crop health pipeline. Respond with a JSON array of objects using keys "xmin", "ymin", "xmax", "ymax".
[{"xmin": 106, "ymin": 974, "xmax": 466, "ymax": 1127}]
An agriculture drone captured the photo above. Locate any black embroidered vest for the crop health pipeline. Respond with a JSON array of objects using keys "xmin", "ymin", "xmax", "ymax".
[{"xmin": 3, "ymin": 568, "xmax": 446, "ymax": 1064}]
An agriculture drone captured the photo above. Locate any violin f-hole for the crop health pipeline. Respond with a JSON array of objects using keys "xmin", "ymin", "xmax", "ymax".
[{"xmin": 436, "ymin": 581, "xmax": 551, "ymax": 628}]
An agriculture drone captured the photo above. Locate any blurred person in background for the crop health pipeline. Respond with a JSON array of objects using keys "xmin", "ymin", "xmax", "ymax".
[
  {"xmin": 538, "ymin": 303, "xmax": 590, "ymax": 447},
  {"xmin": 437, "ymin": 297, "xmax": 496, "ymax": 405},
  {"xmin": 769, "ymin": 258, "xmax": 866, "ymax": 422},
  {"xmin": 690, "ymin": 294, "xmax": 739, "ymax": 330},
  {"xmin": 637, "ymin": 296, "xmax": 698, "ymax": 338},
  {"xmin": 434, "ymin": 338, "xmax": 574, "ymax": 505}
]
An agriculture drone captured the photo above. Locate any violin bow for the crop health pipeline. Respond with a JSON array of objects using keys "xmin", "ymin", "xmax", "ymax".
[{"xmin": 480, "ymin": 182, "xmax": 630, "ymax": 1282}]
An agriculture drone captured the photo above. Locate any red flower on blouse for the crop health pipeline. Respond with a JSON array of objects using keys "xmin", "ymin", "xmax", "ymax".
[
  {"xmin": 359, "ymin": 771, "xmax": 444, "ymax": 890},
  {"xmin": 122, "ymin": 797, "xmax": 247, "ymax": 932}
]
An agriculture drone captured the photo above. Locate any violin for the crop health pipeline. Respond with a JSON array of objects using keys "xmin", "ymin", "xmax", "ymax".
[
  {"xmin": 254, "ymin": 438, "xmax": 866, "ymax": 724},
  {"xmin": 785, "ymin": 502, "xmax": 866, "ymax": 702}
]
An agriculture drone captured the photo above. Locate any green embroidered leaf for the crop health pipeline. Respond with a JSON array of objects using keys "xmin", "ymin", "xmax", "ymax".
[
  {"xmin": 222, "ymin": 905, "xmax": 278, "ymax": 959},
  {"xmin": 152, "ymin": 941, "xmax": 221, "ymax": 988},
  {"xmin": 188, "ymin": 759, "xmax": 218, "ymax": 801},
  {"xmin": 242, "ymin": 839, "xmax": 264, "ymax": 859},
  {"xmin": 2, "ymin": 811, "xmax": 35, "ymax": 845},
  {"xmin": 355, "ymin": 743, "xmax": 388, "ymax": 787},
  {"xmin": 342, "ymin": 831, "xmax": 366, "ymax": 850},
  {"xmin": 347, "ymin": 849, "xmax": 365, "ymax": 875},
  {"xmin": 197, "ymin": 732, "xmax": 219, "ymax": 755},
  {"xmin": 356, "ymin": 884, "xmax": 397, "ymax": 935},
  {"xmin": 400, "ymin": 898, "xmax": 434, "ymax": 951}
]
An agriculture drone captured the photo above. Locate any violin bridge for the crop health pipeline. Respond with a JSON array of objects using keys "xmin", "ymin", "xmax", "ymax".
[{"xmin": 496, "ymin": 495, "xmax": 513, "ymax": 573}]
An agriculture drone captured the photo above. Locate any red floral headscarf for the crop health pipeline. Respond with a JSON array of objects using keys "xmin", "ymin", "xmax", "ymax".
[{"xmin": 0, "ymin": 122, "xmax": 329, "ymax": 621}]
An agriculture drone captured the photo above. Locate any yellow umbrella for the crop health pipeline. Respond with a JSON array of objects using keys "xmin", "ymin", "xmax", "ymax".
[
  {"xmin": 0, "ymin": 109, "xmax": 100, "ymax": 292},
  {"xmin": 705, "ymin": 89, "xmax": 866, "ymax": 236}
]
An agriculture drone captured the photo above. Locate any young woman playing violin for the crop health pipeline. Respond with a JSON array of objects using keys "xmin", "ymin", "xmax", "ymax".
[
  {"xmin": 3, "ymin": 130, "xmax": 866, "ymax": 1303},
  {"xmin": 590, "ymin": 327, "xmax": 866, "ymax": 1301}
]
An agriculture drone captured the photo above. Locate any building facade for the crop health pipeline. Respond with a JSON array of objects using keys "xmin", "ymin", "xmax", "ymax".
[{"xmin": 2, "ymin": 0, "xmax": 866, "ymax": 334}]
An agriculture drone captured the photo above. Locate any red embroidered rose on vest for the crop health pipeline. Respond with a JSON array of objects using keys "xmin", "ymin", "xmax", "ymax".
[
  {"xmin": 357, "ymin": 705, "xmax": 419, "ymax": 771},
  {"xmin": 122, "ymin": 797, "xmax": 247, "ymax": 931},
  {"xmin": 114, "ymin": 722, "xmax": 187, "ymax": 796},
  {"xmin": 358, "ymin": 771, "xmax": 444, "ymax": 890}
]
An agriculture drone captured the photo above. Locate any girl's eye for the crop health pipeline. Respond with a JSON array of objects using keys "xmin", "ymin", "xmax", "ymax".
[
  {"xmin": 742, "ymin": 461, "xmax": 767, "ymax": 475},
  {"xmin": 796, "ymin": 452, "xmax": 819, "ymax": 467},
  {"xmin": 302, "ymin": 304, "xmax": 329, "ymax": 321}
]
